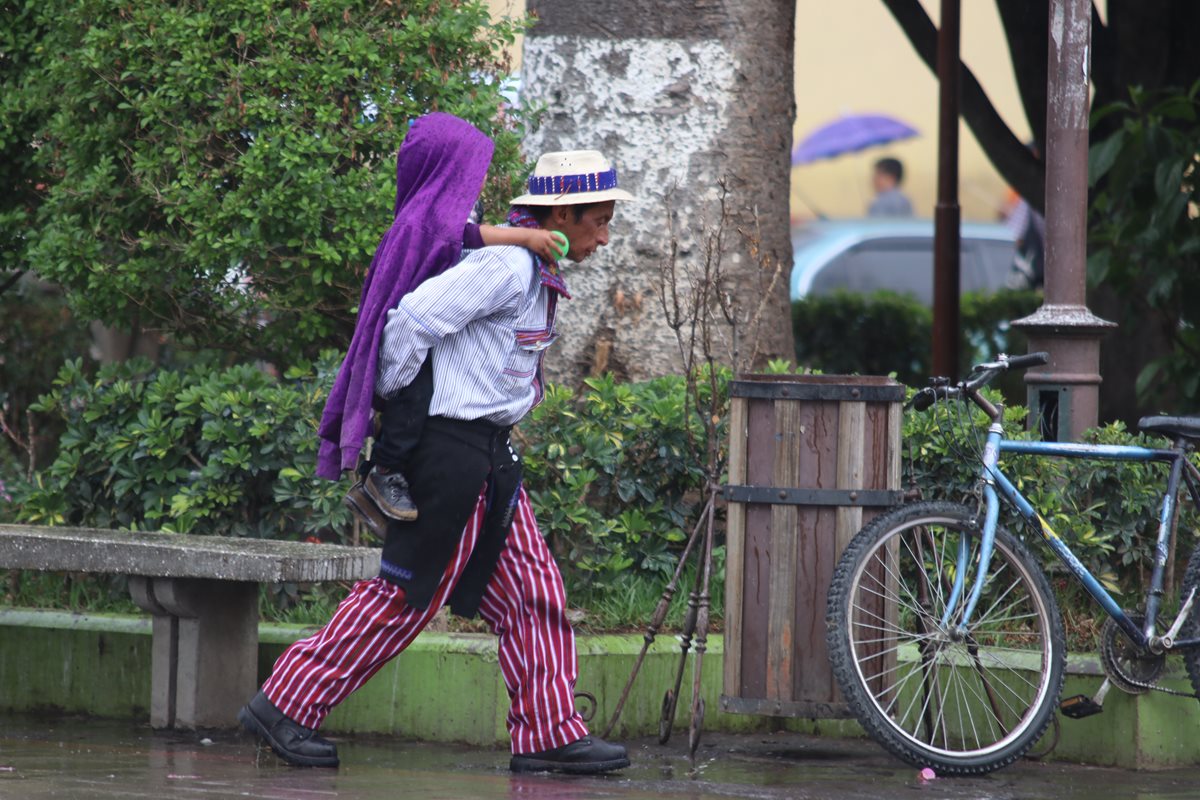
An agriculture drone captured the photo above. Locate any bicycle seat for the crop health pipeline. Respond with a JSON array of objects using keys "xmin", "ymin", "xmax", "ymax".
[{"xmin": 1138, "ymin": 415, "xmax": 1200, "ymax": 442}]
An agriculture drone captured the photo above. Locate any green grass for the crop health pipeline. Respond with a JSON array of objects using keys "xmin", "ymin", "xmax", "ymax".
[
  {"xmin": 567, "ymin": 564, "xmax": 726, "ymax": 634},
  {"xmin": 2, "ymin": 570, "xmax": 140, "ymax": 615}
]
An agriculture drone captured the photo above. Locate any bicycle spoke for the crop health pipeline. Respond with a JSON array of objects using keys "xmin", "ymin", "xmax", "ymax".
[
  {"xmin": 875, "ymin": 660, "xmax": 933, "ymax": 715},
  {"xmin": 907, "ymin": 640, "xmax": 950, "ymax": 745},
  {"xmin": 853, "ymin": 579, "xmax": 936, "ymax": 627},
  {"xmin": 852, "ymin": 589, "xmax": 939, "ymax": 637}
]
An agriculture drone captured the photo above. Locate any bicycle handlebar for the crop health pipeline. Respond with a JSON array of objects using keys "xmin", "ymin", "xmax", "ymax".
[
  {"xmin": 1004, "ymin": 352, "xmax": 1049, "ymax": 370},
  {"xmin": 910, "ymin": 352, "xmax": 1050, "ymax": 413}
]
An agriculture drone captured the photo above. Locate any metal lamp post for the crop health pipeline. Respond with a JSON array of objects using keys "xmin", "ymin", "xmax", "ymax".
[{"xmin": 1012, "ymin": 0, "xmax": 1115, "ymax": 441}]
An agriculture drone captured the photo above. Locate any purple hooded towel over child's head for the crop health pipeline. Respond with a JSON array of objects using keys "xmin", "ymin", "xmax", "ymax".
[{"xmin": 316, "ymin": 113, "xmax": 494, "ymax": 479}]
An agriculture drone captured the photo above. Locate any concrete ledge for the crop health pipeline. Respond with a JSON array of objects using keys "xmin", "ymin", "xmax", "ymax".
[
  {"xmin": 2, "ymin": 608, "xmax": 1199, "ymax": 767},
  {"xmin": 0, "ymin": 524, "xmax": 380, "ymax": 582},
  {"xmin": 1049, "ymin": 655, "xmax": 1200, "ymax": 769}
]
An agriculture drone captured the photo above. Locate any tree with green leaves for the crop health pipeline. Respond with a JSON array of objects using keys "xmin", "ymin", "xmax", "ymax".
[
  {"xmin": 1087, "ymin": 81, "xmax": 1200, "ymax": 408},
  {"xmin": 0, "ymin": 2, "xmax": 47, "ymax": 283},
  {"xmin": 881, "ymin": 0, "xmax": 1200, "ymax": 214},
  {"xmin": 2, "ymin": 0, "xmax": 526, "ymax": 364}
]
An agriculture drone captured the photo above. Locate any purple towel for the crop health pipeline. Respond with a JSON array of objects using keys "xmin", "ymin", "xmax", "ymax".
[{"xmin": 316, "ymin": 113, "xmax": 494, "ymax": 479}]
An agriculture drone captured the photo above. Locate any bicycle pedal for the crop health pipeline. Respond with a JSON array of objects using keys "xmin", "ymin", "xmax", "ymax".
[{"xmin": 1059, "ymin": 694, "xmax": 1104, "ymax": 719}]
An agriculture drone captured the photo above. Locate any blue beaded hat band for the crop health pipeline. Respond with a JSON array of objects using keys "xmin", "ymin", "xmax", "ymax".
[
  {"xmin": 527, "ymin": 169, "xmax": 619, "ymax": 197},
  {"xmin": 511, "ymin": 150, "xmax": 635, "ymax": 206}
]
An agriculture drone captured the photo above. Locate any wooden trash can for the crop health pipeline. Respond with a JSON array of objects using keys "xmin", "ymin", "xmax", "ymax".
[{"xmin": 721, "ymin": 374, "xmax": 904, "ymax": 719}]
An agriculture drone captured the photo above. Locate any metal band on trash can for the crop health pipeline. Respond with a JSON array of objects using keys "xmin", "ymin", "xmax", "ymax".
[
  {"xmin": 723, "ymin": 485, "xmax": 902, "ymax": 507},
  {"xmin": 729, "ymin": 380, "xmax": 905, "ymax": 403}
]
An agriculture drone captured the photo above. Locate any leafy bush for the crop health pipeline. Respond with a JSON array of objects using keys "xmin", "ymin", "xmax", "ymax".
[
  {"xmin": 11, "ymin": 356, "xmax": 350, "ymax": 540},
  {"xmin": 792, "ymin": 290, "xmax": 930, "ymax": 380},
  {"xmin": 569, "ymin": 552, "xmax": 726, "ymax": 633},
  {"xmin": 5, "ymin": 360, "xmax": 725, "ymax": 595},
  {"xmin": 0, "ymin": 276, "xmax": 93, "ymax": 486},
  {"xmin": 518, "ymin": 372, "xmax": 724, "ymax": 587},
  {"xmin": 792, "ymin": 288, "xmax": 1040, "ymax": 399},
  {"xmin": 6, "ymin": 361, "xmax": 1196, "ymax": 628}
]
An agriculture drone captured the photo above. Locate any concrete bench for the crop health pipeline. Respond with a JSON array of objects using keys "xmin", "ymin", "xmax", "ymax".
[{"xmin": 0, "ymin": 523, "xmax": 379, "ymax": 730}]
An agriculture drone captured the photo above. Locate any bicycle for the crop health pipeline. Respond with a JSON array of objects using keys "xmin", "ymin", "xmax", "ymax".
[{"xmin": 824, "ymin": 352, "xmax": 1200, "ymax": 775}]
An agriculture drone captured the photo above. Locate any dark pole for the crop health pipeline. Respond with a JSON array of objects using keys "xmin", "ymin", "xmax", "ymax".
[
  {"xmin": 931, "ymin": 0, "xmax": 961, "ymax": 379},
  {"xmin": 1043, "ymin": 0, "xmax": 1090, "ymax": 310},
  {"xmin": 1012, "ymin": 0, "xmax": 1114, "ymax": 440}
]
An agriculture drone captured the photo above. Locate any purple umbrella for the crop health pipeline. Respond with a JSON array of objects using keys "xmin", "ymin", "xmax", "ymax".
[{"xmin": 791, "ymin": 113, "xmax": 919, "ymax": 166}]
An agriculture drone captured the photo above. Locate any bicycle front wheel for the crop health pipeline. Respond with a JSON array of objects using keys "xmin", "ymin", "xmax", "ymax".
[{"xmin": 826, "ymin": 501, "xmax": 1065, "ymax": 775}]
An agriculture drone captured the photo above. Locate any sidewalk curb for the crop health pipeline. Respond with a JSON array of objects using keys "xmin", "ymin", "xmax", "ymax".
[{"xmin": 2, "ymin": 608, "xmax": 1197, "ymax": 767}]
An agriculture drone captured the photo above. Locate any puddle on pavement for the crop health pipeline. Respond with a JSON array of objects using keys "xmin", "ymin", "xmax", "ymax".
[{"xmin": 1, "ymin": 714, "xmax": 1198, "ymax": 800}]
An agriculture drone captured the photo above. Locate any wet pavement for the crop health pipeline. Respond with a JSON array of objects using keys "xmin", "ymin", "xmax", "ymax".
[{"xmin": 1, "ymin": 713, "xmax": 1198, "ymax": 799}]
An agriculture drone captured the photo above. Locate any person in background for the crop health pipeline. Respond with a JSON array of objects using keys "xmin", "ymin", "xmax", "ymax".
[
  {"xmin": 1002, "ymin": 193, "xmax": 1045, "ymax": 289},
  {"xmin": 867, "ymin": 157, "xmax": 914, "ymax": 217},
  {"xmin": 1000, "ymin": 143, "xmax": 1046, "ymax": 289}
]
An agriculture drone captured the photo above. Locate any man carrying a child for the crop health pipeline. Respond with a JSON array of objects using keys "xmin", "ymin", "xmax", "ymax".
[{"xmin": 237, "ymin": 116, "xmax": 634, "ymax": 776}]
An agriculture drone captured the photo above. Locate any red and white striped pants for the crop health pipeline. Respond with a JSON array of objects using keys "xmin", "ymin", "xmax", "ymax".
[{"xmin": 261, "ymin": 487, "xmax": 589, "ymax": 754}]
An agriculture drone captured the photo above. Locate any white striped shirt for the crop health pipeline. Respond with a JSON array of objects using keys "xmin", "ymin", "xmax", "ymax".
[{"xmin": 376, "ymin": 245, "xmax": 560, "ymax": 426}]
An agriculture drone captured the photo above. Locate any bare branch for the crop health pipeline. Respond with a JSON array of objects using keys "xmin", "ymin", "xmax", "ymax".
[
  {"xmin": 653, "ymin": 175, "xmax": 789, "ymax": 479},
  {"xmin": 0, "ymin": 270, "xmax": 26, "ymax": 297}
]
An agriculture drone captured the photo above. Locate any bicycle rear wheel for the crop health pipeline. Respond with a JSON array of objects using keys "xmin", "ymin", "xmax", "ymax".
[
  {"xmin": 826, "ymin": 501, "xmax": 1065, "ymax": 774},
  {"xmin": 1177, "ymin": 543, "xmax": 1200, "ymax": 699}
]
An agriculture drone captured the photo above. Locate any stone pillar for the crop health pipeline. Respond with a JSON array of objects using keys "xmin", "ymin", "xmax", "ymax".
[
  {"xmin": 130, "ymin": 576, "xmax": 258, "ymax": 729},
  {"xmin": 1012, "ymin": 0, "xmax": 1114, "ymax": 440}
]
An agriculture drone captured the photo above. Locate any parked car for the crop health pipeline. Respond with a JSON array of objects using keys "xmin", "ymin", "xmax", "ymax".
[{"xmin": 789, "ymin": 218, "xmax": 1017, "ymax": 304}]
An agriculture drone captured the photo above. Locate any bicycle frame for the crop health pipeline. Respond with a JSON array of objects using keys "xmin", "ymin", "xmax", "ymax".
[{"xmin": 949, "ymin": 420, "xmax": 1200, "ymax": 652}]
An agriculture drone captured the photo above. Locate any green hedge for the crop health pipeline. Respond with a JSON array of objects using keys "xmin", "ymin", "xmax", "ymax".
[
  {"xmin": 3, "ymin": 360, "xmax": 720, "ymax": 599},
  {"xmin": 518, "ymin": 372, "xmax": 720, "ymax": 585},
  {"xmin": 0, "ymin": 276, "xmax": 93, "ymax": 485},
  {"xmin": 4, "ymin": 358, "xmax": 1195, "ymax": 616},
  {"xmin": 792, "ymin": 288, "xmax": 1042, "ymax": 402}
]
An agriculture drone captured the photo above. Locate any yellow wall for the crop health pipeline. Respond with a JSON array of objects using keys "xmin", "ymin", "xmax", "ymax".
[
  {"xmin": 487, "ymin": 0, "xmax": 526, "ymax": 70},
  {"xmin": 791, "ymin": 0, "xmax": 1030, "ymax": 223},
  {"xmin": 487, "ymin": 0, "xmax": 1034, "ymax": 223}
]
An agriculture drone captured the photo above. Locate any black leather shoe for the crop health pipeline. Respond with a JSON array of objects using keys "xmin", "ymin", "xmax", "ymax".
[
  {"xmin": 238, "ymin": 691, "xmax": 339, "ymax": 768},
  {"xmin": 510, "ymin": 736, "xmax": 630, "ymax": 774}
]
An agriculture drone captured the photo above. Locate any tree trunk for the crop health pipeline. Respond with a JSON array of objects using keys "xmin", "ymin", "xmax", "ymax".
[{"xmin": 522, "ymin": 0, "xmax": 796, "ymax": 383}]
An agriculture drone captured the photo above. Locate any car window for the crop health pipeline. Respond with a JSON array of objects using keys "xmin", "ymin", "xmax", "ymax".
[
  {"xmin": 972, "ymin": 239, "xmax": 1018, "ymax": 292},
  {"xmin": 807, "ymin": 235, "xmax": 1017, "ymax": 303},
  {"xmin": 960, "ymin": 241, "xmax": 985, "ymax": 293},
  {"xmin": 811, "ymin": 238, "xmax": 934, "ymax": 304}
]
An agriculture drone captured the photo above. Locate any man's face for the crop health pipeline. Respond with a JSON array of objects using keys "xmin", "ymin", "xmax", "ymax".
[
  {"xmin": 550, "ymin": 201, "xmax": 616, "ymax": 262},
  {"xmin": 872, "ymin": 168, "xmax": 895, "ymax": 194}
]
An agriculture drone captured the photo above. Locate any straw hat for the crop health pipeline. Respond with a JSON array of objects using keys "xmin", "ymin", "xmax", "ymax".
[{"xmin": 510, "ymin": 150, "xmax": 635, "ymax": 206}]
